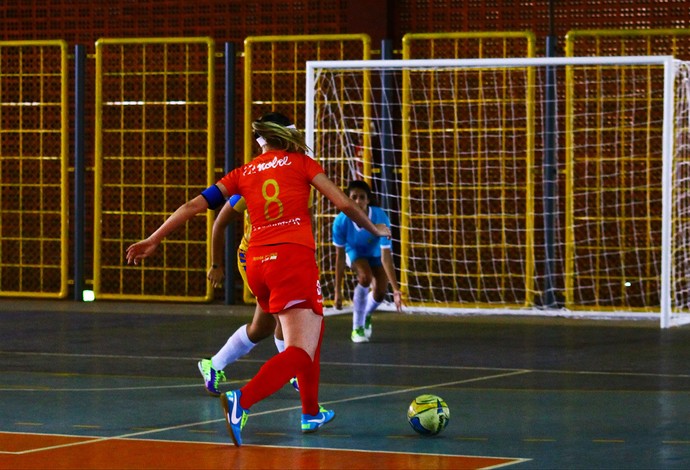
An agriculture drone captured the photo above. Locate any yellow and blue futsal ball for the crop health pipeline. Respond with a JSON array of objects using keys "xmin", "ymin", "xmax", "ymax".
[{"xmin": 407, "ymin": 394, "xmax": 450, "ymax": 436}]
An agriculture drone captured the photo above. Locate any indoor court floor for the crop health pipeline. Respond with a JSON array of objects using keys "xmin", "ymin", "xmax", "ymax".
[{"xmin": 1, "ymin": 299, "xmax": 690, "ymax": 469}]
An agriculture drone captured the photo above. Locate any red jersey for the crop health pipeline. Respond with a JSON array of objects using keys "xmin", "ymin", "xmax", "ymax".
[{"xmin": 217, "ymin": 150, "xmax": 324, "ymax": 249}]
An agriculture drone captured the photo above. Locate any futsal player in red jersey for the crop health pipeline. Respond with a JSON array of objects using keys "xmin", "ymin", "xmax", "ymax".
[
  {"xmin": 198, "ymin": 195, "xmax": 299, "ymax": 397},
  {"xmin": 125, "ymin": 112, "xmax": 390, "ymax": 446}
]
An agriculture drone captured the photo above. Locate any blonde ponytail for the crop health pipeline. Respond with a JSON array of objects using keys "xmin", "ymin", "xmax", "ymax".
[{"xmin": 252, "ymin": 120, "xmax": 311, "ymax": 154}]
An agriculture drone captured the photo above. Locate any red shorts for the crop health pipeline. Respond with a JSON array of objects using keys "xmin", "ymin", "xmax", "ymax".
[{"xmin": 245, "ymin": 244, "xmax": 323, "ymax": 315}]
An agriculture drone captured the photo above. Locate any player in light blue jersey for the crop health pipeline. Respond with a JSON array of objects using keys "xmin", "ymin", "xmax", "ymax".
[{"xmin": 333, "ymin": 180, "xmax": 402, "ymax": 342}]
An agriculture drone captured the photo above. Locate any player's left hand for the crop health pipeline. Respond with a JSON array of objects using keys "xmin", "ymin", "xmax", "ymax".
[
  {"xmin": 393, "ymin": 290, "xmax": 403, "ymax": 312},
  {"xmin": 207, "ymin": 266, "xmax": 225, "ymax": 288},
  {"xmin": 125, "ymin": 239, "xmax": 158, "ymax": 265}
]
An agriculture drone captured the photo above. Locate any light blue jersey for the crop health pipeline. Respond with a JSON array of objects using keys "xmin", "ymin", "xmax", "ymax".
[{"xmin": 332, "ymin": 206, "xmax": 392, "ymax": 265}]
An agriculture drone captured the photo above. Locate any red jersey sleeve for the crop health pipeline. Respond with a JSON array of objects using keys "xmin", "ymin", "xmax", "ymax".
[
  {"xmin": 217, "ymin": 168, "xmax": 240, "ymax": 196},
  {"xmin": 302, "ymin": 153, "xmax": 325, "ymax": 180}
]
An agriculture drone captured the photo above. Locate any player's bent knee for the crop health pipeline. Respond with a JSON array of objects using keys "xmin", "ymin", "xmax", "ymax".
[{"xmin": 247, "ymin": 321, "xmax": 276, "ymax": 342}]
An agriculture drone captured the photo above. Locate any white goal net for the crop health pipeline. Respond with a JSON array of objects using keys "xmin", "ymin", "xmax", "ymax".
[{"xmin": 306, "ymin": 56, "xmax": 690, "ymax": 328}]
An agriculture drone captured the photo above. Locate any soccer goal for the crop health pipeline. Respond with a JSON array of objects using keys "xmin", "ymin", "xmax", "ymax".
[{"xmin": 305, "ymin": 56, "xmax": 690, "ymax": 328}]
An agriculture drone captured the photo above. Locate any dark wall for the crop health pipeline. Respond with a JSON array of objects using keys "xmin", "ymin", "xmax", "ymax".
[{"xmin": 1, "ymin": 0, "xmax": 688, "ymax": 52}]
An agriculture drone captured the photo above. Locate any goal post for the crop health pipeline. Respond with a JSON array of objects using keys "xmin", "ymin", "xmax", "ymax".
[{"xmin": 305, "ymin": 56, "xmax": 690, "ymax": 328}]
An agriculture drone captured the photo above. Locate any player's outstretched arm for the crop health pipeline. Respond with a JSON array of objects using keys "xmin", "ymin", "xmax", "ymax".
[
  {"xmin": 126, "ymin": 195, "xmax": 209, "ymax": 265},
  {"xmin": 311, "ymin": 173, "xmax": 391, "ymax": 239}
]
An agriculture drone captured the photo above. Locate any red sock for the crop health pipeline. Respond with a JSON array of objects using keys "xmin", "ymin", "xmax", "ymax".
[
  {"xmin": 297, "ymin": 321, "xmax": 324, "ymax": 416},
  {"xmin": 239, "ymin": 346, "xmax": 312, "ymax": 409}
]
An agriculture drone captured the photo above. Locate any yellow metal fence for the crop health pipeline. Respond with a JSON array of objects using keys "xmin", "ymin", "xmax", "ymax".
[
  {"xmin": 0, "ymin": 40, "xmax": 69, "ymax": 299},
  {"xmin": 564, "ymin": 29, "xmax": 690, "ymax": 311},
  {"xmin": 400, "ymin": 32, "xmax": 536, "ymax": 308},
  {"xmin": 93, "ymin": 37, "xmax": 215, "ymax": 301}
]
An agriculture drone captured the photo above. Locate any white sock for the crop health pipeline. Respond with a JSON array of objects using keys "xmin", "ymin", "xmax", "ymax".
[
  {"xmin": 364, "ymin": 291, "xmax": 382, "ymax": 317},
  {"xmin": 352, "ymin": 283, "xmax": 369, "ymax": 329},
  {"xmin": 274, "ymin": 336, "xmax": 286, "ymax": 353},
  {"xmin": 211, "ymin": 324, "xmax": 256, "ymax": 370}
]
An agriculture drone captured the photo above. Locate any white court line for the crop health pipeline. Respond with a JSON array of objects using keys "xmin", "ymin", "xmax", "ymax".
[
  {"xmin": 230, "ymin": 442, "xmax": 530, "ymax": 468},
  {"xmin": 3, "ymin": 369, "xmax": 530, "ymax": 455},
  {"xmin": 0, "ymin": 384, "xmax": 201, "ymax": 392},
  {"xmin": 3, "ymin": 349, "xmax": 690, "ymax": 378}
]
